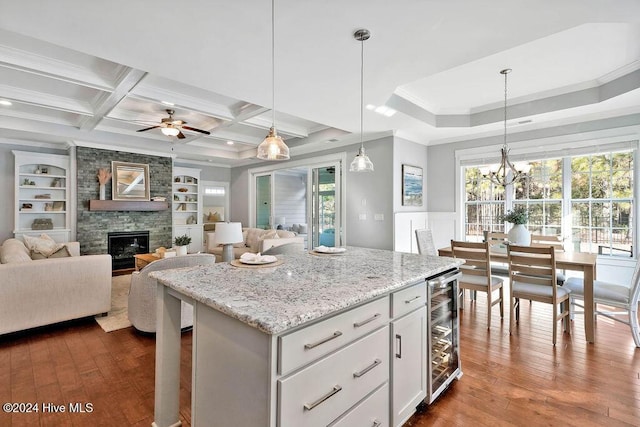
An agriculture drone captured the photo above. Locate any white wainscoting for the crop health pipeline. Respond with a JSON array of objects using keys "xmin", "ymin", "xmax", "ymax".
[{"xmin": 394, "ymin": 212, "xmax": 457, "ymax": 254}]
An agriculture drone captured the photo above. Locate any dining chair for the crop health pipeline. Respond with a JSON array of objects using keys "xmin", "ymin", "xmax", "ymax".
[
  {"xmin": 564, "ymin": 259, "xmax": 640, "ymax": 347},
  {"xmin": 451, "ymin": 240, "xmax": 504, "ymax": 329},
  {"xmin": 415, "ymin": 229, "xmax": 437, "ymax": 256},
  {"xmin": 483, "ymin": 231, "xmax": 510, "ymax": 277},
  {"xmin": 530, "ymin": 234, "xmax": 566, "ymax": 285},
  {"xmin": 507, "ymin": 244, "xmax": 571, "ymax": 345}
]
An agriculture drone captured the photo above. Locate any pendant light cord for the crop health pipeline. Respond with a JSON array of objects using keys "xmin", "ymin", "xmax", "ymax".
[
  {"xmin": 503, "ymin": 69, "xmax": 508, "ymax": 150},
  {"xmin": 271, "ymin": 0, "xmax": 276, "ymax": 128},
  {"xmin": 360, "ymin": 34, "xmax": 364, "ymax": 149}
]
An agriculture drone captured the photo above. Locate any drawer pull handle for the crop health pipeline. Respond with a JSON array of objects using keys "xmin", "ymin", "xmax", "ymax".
[
  {"xmin": 373, "ymin": 421, "xmax": 382, "ymax": 427},
  {"xmin": 405, "ymin": 295, "xmax": 422, "ymax": 304},
  {"xmin": 396, "ymin": 334, "xmax": 402, "ymax": 359},
  {"xmin": 304, "ymin": 331, "xmax": 343, "ymax": 350},
  {"xmin": 353, "ymin": 313, "xmax": 381, "ymax": 328},
  {"xmin": 303, "ymin": 385, "xmax": 342, "ymax": 411},
  {"xmin": 353, "ymin": 358, "xmax": 382, "ymax": 378}
]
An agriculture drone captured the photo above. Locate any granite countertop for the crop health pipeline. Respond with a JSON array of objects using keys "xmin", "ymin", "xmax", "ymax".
[{"xmin": 150, "ymin": 246, "xmax": 461, "ymax": 335}]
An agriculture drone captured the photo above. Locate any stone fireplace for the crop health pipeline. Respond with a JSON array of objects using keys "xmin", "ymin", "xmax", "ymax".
[{"xmin": 75, "ymin": 147, "xmax": 172, "ymax": 256}]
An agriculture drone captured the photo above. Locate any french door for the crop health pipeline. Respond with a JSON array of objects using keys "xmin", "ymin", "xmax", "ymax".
[{"xmin": 251, "ymin": 158, "xmax": 344, "ymax": 248}]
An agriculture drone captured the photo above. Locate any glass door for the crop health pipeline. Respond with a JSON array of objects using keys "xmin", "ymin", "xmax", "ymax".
[
  {"xmin": 255, "ymin": 174, "xmax": 272, "ymax": 229},
  {"xmin": 311, "ymin": 165, "xmax": 340, "ymax": 248},
  {"xmin": 251, "ymin": 157, "xmax": 343, "ymax": 248}
]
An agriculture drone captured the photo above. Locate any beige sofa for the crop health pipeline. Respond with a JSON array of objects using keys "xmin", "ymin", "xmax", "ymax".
[
  {"xmin": 0, "ymin": 238, "xmax": 112, "ymax": 335},
  {"xmin": 207, "ymin": 227, "xmax": 304, "ymax": 262}
]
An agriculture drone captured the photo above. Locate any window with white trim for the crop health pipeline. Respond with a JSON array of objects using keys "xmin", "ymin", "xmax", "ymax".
[{"xmin": 463, "ymin": 149, "xmax": 635, "ymax": 257}]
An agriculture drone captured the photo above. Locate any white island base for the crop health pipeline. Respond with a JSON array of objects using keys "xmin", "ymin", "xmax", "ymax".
[{"xmin": 151, "ymin": 247, "xmax": 461, "ymax": 427}]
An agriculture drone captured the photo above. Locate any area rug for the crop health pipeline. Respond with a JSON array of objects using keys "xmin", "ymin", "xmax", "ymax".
[{"xmin": 95, "ymin": 274, "xmax": 132, "ymax": 332}]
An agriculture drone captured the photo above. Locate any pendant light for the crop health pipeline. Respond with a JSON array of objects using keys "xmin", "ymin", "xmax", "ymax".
[
  {"xmin": 257, "ymin": 0, "xmax": 290, "ymax": 161},
  {"xmin": 349, "ymin": 29, "xmax": 374, "ymax": 172},
  {"xmin": 482, "ymin": 68, "xmax": 530, "ymax": 186}
]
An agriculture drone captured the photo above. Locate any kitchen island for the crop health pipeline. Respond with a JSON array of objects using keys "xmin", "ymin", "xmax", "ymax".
[{"xmin": 151, "ymin": 246, "xmax": 461, "ymax": 427}]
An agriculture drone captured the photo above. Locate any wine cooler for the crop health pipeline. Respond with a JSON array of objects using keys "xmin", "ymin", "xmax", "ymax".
[{"xmin": 426, "ymin": 268, "xmax": 462, "ymax": 404}]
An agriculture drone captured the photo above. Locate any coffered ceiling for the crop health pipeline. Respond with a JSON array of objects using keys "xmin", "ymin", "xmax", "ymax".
[{"xmin": 0, "ymin": 0, "xmax": 639, "ymax": 167}]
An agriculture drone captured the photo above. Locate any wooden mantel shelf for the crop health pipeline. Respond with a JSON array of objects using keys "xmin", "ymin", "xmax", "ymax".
[{"xmin": 88, "ymin": 200, "xmax": 169, "ymax": 211}]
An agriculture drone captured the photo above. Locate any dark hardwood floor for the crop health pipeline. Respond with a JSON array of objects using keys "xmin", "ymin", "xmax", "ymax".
[{"xmin": 1, "ymin": 289, "xmax": 639, "ymax": 426}]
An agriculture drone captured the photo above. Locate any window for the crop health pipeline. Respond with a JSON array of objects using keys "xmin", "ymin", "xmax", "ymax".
[
  {"xmin": 463, "ymin": 149, "xmax": 635, "ymax": 257},
  {"xmin": 570, "ymin": 152, "xmax": 633, "ymax": 256}
]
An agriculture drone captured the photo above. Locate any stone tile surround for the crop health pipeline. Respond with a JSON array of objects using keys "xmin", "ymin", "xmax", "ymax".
[{"xmin": 76, "ymin": 147, "xmax": 172, "ymax": 255}]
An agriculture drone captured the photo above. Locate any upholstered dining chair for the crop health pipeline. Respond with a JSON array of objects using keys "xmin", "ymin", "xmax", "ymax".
[
  {"xmin": 507, "ymin": 244, "xmax": 571, "ymax": 345},
  {"xmin": 261, "ymin": 241, "xmax": 305, "ymax": 255},
  {"xmin": 415, "ymin": 229, "xmax": 437, "ymax": 256},
  {"xmin": 564, "ymin": 259, "xmax": 640, "ymax": 347},
  {"xmin": 451, "ymin": 240, "xmax": 504, "ymax": 329}
]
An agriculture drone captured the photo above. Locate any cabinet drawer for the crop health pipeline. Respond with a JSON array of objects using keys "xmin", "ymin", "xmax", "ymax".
[
  {"xmin": 391, "ymin": 281, "xmax": 426, "ymax": 318},
  {"xmin": 329, "ymin": 382, "xmax": 389, "ymax": 427},
  {"xmin": 278, "ymin": 326, "xmax": 389, "ymax": 427},
  {"xmin": 278, "ymin": 296, "xmax": 389, "ymax": 375}
]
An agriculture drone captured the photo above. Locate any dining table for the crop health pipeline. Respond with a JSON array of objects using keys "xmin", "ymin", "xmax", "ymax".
[{"xmin": 438, "ymin": 245, "xmax": 598, "ymax": 343}]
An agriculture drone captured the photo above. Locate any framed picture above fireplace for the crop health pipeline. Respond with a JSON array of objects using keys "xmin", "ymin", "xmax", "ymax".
[{"xmin": 112, "ymin": 161, "xmax": 150, "ymax": 201}]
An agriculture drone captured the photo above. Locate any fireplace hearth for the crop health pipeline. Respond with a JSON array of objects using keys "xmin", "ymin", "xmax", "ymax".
[{"xmin": 108, "ymin": 231, "xmax": 150, "ymax": 271}]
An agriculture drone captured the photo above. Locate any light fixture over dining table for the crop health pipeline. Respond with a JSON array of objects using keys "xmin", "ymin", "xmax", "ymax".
[{"xmin": 480, "ymin": 68, "xmax": 530, "ymax": 186}]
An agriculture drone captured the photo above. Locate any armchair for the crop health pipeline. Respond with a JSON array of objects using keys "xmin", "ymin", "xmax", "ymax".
[{"xmin": 128, "ymin": 253, "xmax": 216, "ymax": 333}]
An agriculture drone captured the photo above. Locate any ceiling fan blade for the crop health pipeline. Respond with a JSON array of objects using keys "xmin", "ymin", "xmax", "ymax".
[
  {"xmin": 182, "ymin": 125, "xmax": 211, "ymax": 135},
  {"xmin": 177, "ymin": 131, "xmax": 186, "ymax": 139},
  {"xmin": 136, "ymin": 126, "xmax": 160, "ymax": 132}
]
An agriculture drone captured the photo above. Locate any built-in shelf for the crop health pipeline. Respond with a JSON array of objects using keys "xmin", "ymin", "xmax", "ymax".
[{"xmin": 89, "ymin": 200, "xmax": 169, "ymax": 211}]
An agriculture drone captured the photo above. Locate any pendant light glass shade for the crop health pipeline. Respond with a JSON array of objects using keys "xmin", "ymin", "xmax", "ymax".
[
  {"xmin": 350, "ymin": 29, "xmax": 373, "ymax": 172},
  {"xmin": 349, "ymin": 146, "xmax": 374, "ymax": 172},
  {"xmin": 257, "ymin": 0, "xmax": 290, "ymax": 161},
  {"xmin": 257, "ymin": 126, "xmax": 290, "ymax": 160}
]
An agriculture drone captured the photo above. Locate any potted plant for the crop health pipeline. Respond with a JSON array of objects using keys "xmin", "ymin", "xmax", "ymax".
[
  {"xmin": 174, "ymin": 234, "xmax": 192, "ymax": 256},
  {"xmin": 501, "ymin": 205, "xmax": 531, "ymax": 245}
]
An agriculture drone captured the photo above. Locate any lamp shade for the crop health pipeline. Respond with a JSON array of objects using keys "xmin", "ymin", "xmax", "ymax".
[
  {"xmin": 213, "ymin": 222, "xmax": 243, "ymax": 245},
  {"xmin": 274, "ymin": 216, "xmax": 285, "ymax": 226}
]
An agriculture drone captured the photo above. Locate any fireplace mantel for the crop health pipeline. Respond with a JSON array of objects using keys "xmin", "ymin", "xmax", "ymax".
[{"xmin": 88, "ymin": 200, "xmax": 169, "ymax": 211}]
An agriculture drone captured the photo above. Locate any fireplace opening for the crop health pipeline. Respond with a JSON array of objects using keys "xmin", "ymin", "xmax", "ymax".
[{"xmin": 108, "ymin": 231, "xmax": 149, "ymax": 271}]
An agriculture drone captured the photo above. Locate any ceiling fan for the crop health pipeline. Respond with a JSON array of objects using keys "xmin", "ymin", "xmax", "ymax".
[{"xmin": 136, "ymin": 109, "xmax": 210, "ymax": 139}]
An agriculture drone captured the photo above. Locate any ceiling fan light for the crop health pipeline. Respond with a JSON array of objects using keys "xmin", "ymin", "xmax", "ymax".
[
  {"xmin": 257, "ymin": 126, "xmax": 290, "ymax": 160},
  {"xmin": 349, "ymin": 146, "xmax": 374, "ymax": 172},
  {"xmin": 161, "ymin": 126, "xmax": 180, "ymax": 137}
]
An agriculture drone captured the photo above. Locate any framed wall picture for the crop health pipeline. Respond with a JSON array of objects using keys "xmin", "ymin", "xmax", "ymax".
[
  {"xmin": 112, "ymin": 161, "xmax": 150, "ymax": 201},
  {"xmin": 402, "ymin": 164, "xmax": 423, "ymax": 206}
]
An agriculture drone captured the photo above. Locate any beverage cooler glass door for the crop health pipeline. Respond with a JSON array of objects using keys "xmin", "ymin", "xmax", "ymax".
[{"xmin": 427, "ymin": 268, "xmax": 462, "ymax": 404}]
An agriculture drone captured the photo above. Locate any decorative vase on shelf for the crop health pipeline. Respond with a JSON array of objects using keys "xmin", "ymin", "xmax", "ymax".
[
  {"xmin": 99, "ymin": 184, "xmax": 106, "ymax": 200},
  {"xmin": 508, "ymin": 224, "xmax": 531, "ymax": 246}
]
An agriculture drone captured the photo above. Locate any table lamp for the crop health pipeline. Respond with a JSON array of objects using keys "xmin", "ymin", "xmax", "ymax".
[{"xmin": 214, "ymin": 222, "xmax": 243, "ymax": 262}]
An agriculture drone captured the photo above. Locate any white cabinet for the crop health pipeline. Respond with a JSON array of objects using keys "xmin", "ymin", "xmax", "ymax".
[
  {"xmin": 172, "ymin": 166, "xmax": 203, "ymax": 252},
  {"xmin": 13, "ymin": 151, "xmax": 70, "ymax": 243},
  {"xmin": 391, "ymin": 282, "xmax": 427, "ymax": 427}
]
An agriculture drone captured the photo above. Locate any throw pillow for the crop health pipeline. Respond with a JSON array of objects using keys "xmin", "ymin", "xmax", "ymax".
[
  {"xmin": 298, "ymin": 224, "xmax": 308, "ymax": 234},
  {"xmin": 276, "ymin": 230, "xmax": 295, "ymax": 238},
  {"xmin": 291, "ymin": 224, "xmax": 300, "ymax": 233},
  {"xmin": 245, "ymin": 228, "xmax": 265, "ymax": 253},
  {"xmin": 23, "ymin": 233, "xmax": 65, "ymax": 257},
  {"xmin": 30, "ymin": 245, "xmax": 70, "ymax": 260}
]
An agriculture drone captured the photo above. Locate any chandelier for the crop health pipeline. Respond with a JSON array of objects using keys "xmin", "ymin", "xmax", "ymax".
[{"xmin": 481, "ymin": 68, "xmax": 530, "ymax": 186}]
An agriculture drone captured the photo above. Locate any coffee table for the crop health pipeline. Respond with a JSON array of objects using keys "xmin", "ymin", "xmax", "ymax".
[{"xmin": 134, "ymin": 253, "xmax": 160, "ymax": 271}]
